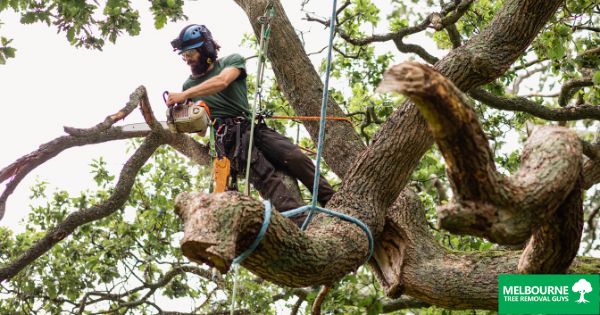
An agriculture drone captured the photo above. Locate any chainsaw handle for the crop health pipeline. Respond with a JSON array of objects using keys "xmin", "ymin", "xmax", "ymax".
[{"xmin": 163, "ymin": 91, "xmax": 171, "ymax": 107}]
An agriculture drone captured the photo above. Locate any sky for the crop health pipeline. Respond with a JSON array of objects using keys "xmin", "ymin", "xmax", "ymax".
[{"xmin": 0, "ymin": 1, "xmax": 349, "ymax": 232}]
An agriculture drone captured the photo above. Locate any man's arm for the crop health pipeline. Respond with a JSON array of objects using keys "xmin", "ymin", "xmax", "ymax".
[{"xmin": 166, "ymin": 67, "xmax": 241, "ymax": 106}]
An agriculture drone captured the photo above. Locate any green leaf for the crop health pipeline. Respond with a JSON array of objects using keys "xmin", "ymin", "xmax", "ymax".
[
  {"xmin": 20, "ymin": 12, "xmax": 36, "ymax": 24},
  {"xmin": 66, "ymin": 27, "xmax": 75, "ymax": 43},
  {"xmin": 593, "ymin": 71, "xmax": 600, "ymax": 85},
  {"xmin": 3, "ymin": 46, "xmax": 15, "ymax": 58},
  {"xmin": 154, "ymin": 14, "xmax": 167, "ymax": 29}
]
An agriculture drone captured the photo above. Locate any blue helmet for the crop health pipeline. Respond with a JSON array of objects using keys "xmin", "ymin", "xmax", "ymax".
[{"xmin": 171, "ymin": 24, "xmax": 213, "ymax": 54}]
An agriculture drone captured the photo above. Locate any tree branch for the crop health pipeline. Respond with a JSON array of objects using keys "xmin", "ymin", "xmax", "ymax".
[
  {"xmin": 311, "ymin": 285, "xmax": 331, "ymax": 315},
  {"xmin": 382, "ymin": 296, "xmax": 431, "ymax": 312},
  {"xmin": 63, "ymin": 86, "xmax": 146, "ymax": 137},
  {"xmin": 0, "ymin": 133, "xmax": 165, "ymax": 282},
  {"xmin": 470, "ymin": 88, "xmax": 600, "ymax": 121},
  {"xmin": 78, "ymin": 265, "xmax": 217, "ymax": 313},
  {"xmin": 370, "ymin": 188, "xmax": 598, "ymax": 310},
  {"xmin": 0, "ymin": 128, "xmax": 148, "ymax": 221},
  {"xmin": 558, "ymin": 78, "xmax": 594, "ymax": 107}
]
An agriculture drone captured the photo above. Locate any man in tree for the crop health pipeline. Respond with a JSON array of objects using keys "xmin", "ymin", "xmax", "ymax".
[{"xmin": 165, "ymin": 24, "xmax": 334, "ymax": 224}]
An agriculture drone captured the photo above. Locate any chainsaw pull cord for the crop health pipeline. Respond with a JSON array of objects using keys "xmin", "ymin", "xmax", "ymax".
[{"xmin": 243, "ymin": 3, "xmax": 275, "ymax": 196}]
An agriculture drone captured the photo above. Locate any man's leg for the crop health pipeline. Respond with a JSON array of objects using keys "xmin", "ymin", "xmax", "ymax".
[
  {"xmin": 246, "ymin": 148, "xmax": 305, "ymax": 213},
  {"xmin": 255, "ymin": 124, "xmax": 335, "ymax": 206}
]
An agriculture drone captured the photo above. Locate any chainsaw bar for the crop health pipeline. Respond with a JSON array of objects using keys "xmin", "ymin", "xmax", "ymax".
[{"xmin": 119, "ymin": 121, "xmax": 170, "ymax": 132}]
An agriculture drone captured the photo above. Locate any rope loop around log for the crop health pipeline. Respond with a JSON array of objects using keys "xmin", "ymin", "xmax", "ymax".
[
  {"xmin": 232, "ymin": 200, "xmax": 273, "ymax": 265},
  {"xmin": 282, "ymin": 205, "xmax": 375, "ymax": 263}
]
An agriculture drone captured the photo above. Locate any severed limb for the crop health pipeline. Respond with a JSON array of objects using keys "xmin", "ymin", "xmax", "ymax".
[
  {"xmin": 174, "ymin": 191, "xmax": 372, "ymax": 287},
  {"xmin": 378, "ymin": 62, "xmax": 584, "ymax": 273}
]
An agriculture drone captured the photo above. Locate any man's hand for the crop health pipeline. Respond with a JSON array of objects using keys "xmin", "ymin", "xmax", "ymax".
[{"xmin": 166, "ymin": 92, "xmax": 187, "ymax": 107}]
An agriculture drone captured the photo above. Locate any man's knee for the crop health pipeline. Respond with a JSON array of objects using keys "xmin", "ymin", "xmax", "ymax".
[{"xmin": 281, "ymin": 146, "xmax": 309, "ymax": 166}]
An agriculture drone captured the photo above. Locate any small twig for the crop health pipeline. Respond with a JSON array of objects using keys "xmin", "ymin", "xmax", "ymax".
[
  {"xmin": 510, "ymin": 58, "xmax": 549, "ymax": 72},
  {"xmin": 311, "ymin": 285, "xmax": 331, "ymax": 315}
]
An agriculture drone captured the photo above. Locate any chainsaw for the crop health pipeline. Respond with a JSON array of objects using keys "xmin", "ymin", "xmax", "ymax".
[{"xmin": 122, "ymin": 91, "xmax": 211, "ymax": 136}]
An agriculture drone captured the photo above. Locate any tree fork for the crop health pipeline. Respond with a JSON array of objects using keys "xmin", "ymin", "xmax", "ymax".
[{"xmin": 379, "ymin": 62, "xmax": 582, "ymax": 235}]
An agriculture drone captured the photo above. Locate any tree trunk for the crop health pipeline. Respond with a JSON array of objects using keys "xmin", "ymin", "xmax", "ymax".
[{"xmin": 234, "ymin": 0, "xmax": 365, "ymax": 178}]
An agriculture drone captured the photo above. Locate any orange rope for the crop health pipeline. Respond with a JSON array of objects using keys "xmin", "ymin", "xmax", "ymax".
[{"xmin": 268, "ymin": 115, "xmax": 352, "ymax": 123}]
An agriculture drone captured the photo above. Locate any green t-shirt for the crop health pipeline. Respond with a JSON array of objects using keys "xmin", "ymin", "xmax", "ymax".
[{"xmin": 182, "ymin": 54, "xmax": 250, "ymax": 119}]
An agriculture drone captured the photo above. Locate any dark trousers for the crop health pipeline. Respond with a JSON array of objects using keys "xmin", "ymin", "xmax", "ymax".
[{"xmin": 218, "ymin": 120, "xmax": 334, "ymax": 220}]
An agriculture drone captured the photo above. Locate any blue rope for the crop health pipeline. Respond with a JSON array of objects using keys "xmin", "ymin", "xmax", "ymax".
[
  {"xmin": 283, "ymin": 206, "xmax": 374, "ymax": 262},
  {"xmin": 304, "ymin": 0, "xmax": 338, "ymax": 228},
  {"xmin": 232, "ymin": 200, "xmax": 272, "ymax": 265},
  {"xmin": 298, "ymin": 0, "xmax": 374, "ymax": 263}
]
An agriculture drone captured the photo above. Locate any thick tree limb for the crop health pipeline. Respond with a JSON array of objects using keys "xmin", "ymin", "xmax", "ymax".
[
  {"xmin": 470, "ymin": 88, "xmax": 600, "ymax": 121},
  {"xmin": 379, "ymin": 62, "xmax": 583, "ymax": 276},
  {"xmin": 381, "ymin": 61, "xmax": 583, "ymax": 243},
  {"xmin": 175, "ymin": 191, "xmax": 372, "ymax": 287}
]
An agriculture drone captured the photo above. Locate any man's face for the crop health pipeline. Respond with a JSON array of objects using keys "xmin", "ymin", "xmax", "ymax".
[{"xmin": 181, "ymin": 49, "xmax": 201, "ymax": 67}]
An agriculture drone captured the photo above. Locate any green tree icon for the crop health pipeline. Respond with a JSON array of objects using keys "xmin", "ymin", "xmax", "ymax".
[{"xmin": 572, "ymin": 279, "xmax": 593, "ymax": 303}]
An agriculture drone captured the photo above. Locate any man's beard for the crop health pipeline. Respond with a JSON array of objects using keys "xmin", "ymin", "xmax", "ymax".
[{"xmin": 191, "ymin": 56, "xmax": 210, "ymax": 77}]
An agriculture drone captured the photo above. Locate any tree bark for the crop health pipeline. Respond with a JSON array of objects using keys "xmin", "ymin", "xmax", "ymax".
[{"xmin": 175, "ymin": 191, "xmax": 371, "ymax": 287}]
